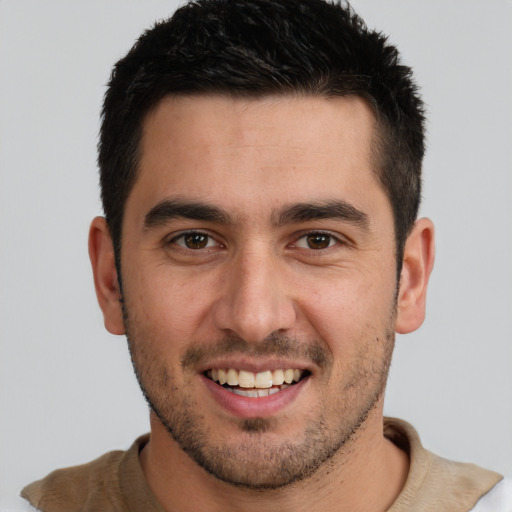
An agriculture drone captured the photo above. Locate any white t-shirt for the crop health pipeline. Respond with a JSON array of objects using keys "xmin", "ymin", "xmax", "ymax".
[{"xmin": 470, "ymin": 478, "xmax": 512, "ymax": 511}]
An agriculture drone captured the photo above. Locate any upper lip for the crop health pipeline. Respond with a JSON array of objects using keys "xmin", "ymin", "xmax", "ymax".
[{"xmin": 196, "ymin": 356, "xmax": 313, "ymax": 375}]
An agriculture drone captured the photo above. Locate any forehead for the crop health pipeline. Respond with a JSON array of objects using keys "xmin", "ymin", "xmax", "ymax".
[
  {"xmin": 141, "ymin": 94, "xmax": 376, "ymax": 163},
  {"xmin": 129, "ymin": 94, "xmax": 387, "ymax": 224}
]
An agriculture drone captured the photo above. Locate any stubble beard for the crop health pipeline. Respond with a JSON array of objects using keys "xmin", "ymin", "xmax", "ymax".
[{"xmin": 123, "ymin": 305, "xmax": 395, "ymax": 490}]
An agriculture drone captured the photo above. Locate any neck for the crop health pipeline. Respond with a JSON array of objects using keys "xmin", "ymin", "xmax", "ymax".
[{"xmin": 140, "ymin": 403, "xmax": 409, "ymax": 512}]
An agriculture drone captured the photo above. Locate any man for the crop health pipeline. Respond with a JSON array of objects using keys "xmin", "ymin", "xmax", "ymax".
[{"xmin": 19, "ymin": 0, "xmax": 511, "ymax": 510}]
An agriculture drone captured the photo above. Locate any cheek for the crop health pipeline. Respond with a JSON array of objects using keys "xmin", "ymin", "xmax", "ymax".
[
  {"xmin": 123, "ymin": 266, "xmax": 216, "ymax": 346},
  {"xmin": 297, "ymin": 269, "xmax": 396, "ymax": 355}
]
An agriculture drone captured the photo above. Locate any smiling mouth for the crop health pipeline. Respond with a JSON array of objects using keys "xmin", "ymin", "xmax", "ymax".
[{"xmin": 204, "ymin": 368, "xmax": 309, "ymax": 397}]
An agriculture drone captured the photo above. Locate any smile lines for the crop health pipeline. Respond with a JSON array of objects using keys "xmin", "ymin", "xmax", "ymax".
[{"xmin": 205, "ymin": 368, "xmax": 306, "ymax": 397}]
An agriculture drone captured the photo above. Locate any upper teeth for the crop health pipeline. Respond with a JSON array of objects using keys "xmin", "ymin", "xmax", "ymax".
[{"xmin": 210, "ymin": 368, "xmax": 303, "ymax": 389}]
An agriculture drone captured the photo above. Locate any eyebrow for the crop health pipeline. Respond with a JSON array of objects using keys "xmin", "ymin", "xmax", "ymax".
[
  {"xmin": 274, "ymin": 200, "xmax": 369, "ymax": 229},
  {"xmin": 144, "ymin": 199, "xmax": 232, "ymax": 228},
  {"xmin": 144, "ymin": 198, "xmax": 369, "ymax": 231}
]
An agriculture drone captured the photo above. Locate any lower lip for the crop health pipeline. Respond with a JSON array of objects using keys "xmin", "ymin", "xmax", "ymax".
[{"xmin": 201, "ymin": 374, "xmax": 309, "ymax": 418}]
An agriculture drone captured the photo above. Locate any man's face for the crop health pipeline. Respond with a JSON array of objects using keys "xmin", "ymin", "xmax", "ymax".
[{"xmin": 119, "ymin": 95, "xmax": 398, "ymax": 488}]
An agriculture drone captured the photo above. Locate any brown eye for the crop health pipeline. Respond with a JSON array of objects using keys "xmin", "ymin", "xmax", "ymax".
[
  {"xmin": 184, "ymin": 232, "xmax": 209, "ymax": 249},
  {"xmin": 306, "ymin": 234, "xmax": 332, "ymax": 249},
  {"xmin": 171, "ymin": 231, "xmax": 217, "ymax": 250},
  {"xmin": 293, "ymin": 232, "xmax": 339, "ymax": 250}
]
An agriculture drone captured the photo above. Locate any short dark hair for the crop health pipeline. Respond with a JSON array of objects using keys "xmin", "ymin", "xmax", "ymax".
[{"xmin": 99, "ymin": 0, "xmax": 425, "ymax": 271}]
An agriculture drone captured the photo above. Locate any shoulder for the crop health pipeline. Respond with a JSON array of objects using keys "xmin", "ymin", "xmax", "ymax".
[
  {"xmin": 20, "ymin": 435, "xmax": 149, "ymax": 512},
  {"xmin": 385, "ymin": 418, "xmax": 504, "ymax": 512},
  {"xmin": 470, "ymin": 477, "xmax": 512, "ymax": 512},
  {"xmin": 21, "ymin": 449, "xmax": 125, "ymax": 512}
]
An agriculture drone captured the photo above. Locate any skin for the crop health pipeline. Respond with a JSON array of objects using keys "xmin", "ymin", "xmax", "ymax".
[{"xmin": 89, "ymin": 95, "xmax": 435, "ymax": 512}]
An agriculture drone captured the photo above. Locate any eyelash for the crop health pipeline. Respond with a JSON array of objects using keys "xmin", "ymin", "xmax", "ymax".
[
  {"xmin": 291, "ymin": 231, "xmax": 342, "ymax": 250},
  {"xmin": 168, "ymin": 230, "xmax": 344, "ymax": 251},
  {"xmin": 169, "ymin": 231, "xmax": 222, "ymax": 250}
]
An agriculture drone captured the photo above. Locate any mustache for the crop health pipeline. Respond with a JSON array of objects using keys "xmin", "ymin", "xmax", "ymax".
[{"xmin": 180, "ymin": 332, "xmax": 330, "ymax": 370}]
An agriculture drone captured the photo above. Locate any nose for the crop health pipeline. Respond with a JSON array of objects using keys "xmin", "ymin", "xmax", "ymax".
[{"xmin": 213, "ymin": 246, "xmax": 296, "ymax": 342}]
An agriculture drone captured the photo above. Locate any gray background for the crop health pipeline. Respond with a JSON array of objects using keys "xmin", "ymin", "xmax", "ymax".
[{"xmin": 1, "ymin": 0, "xmax": 511, "ymax": 499}]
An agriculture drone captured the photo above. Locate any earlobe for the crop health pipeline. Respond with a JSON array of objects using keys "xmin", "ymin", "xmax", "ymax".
[
  {"xmin": 395, "ymin": 218, "xmax": 435, "ymax": 334},
  {"xmin": 88, "ymin": 216, "xmax": 125, "ymax": 335}
]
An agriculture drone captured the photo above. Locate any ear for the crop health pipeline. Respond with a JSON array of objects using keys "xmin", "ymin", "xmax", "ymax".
[
  {"xmin": 395, "ymin": 218, "xmax": 435, "ymax": 334},
  {"xmin": 88, "ymin": 216, "xmax": 125, "ymax": 335}
]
